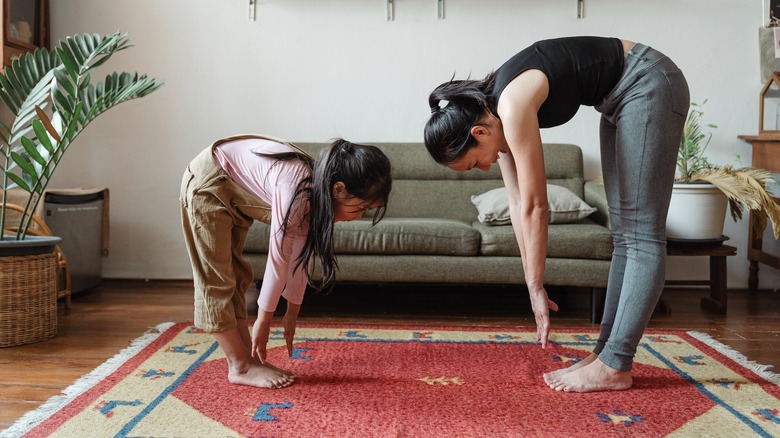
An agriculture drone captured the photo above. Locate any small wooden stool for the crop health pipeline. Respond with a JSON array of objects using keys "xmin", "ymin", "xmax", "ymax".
[{"xmin": 665, "ymin": 241, "xmax": 737, "ymax": 314}]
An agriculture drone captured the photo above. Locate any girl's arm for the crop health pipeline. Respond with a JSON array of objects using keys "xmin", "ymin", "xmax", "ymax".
[
  {"xmin": 256, "ymin": 169, "xmax": 309, "ymax": 313},
  {"xmin": 496, "ymin": 69, "xmax": 558, "ymax": 347},
  {"xmin": 253, "ymin": 210, "xmax": 301, "ymax": 362},
  {"xmin": 279, "ymin": 231, "xmax": 308, "ymax": 357},
  {"xmin": 253, "ymin": 169, "xmax": 308, "ymax": 361}
]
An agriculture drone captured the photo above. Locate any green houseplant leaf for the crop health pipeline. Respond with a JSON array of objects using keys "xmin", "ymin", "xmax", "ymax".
[{"xmin": 1, "ymin": 32, "xmax": 163, "ymax": 239}]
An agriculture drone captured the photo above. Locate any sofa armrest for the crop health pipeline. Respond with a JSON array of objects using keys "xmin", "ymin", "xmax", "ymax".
[{"xmin": 584, "ymin": 181, "xmax": 610, "ymax": 229}]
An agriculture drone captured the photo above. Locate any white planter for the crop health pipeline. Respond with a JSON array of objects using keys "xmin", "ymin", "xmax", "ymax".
[{"xmin": 666, "ymin": 183, "xmax": 728, "ymax": 240}]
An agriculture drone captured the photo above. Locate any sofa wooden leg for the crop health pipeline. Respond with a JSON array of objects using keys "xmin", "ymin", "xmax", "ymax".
[{"xmin": 590, "ymin": 288, "xmax": 606, "ymax": 324}]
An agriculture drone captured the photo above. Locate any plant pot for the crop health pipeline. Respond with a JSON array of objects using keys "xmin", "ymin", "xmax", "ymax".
[
  {"xmin": 0, "ymin": 235, "xmax": 61, "ymax": 347},
  {"xmin": 666, "ymin": 183, "xmax": 728, "ymax": 240}
]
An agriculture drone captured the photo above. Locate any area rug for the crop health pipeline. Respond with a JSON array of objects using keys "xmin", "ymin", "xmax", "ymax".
[{"xmin": 3, "ymin": 323, "xmax": 780, "ymax": 438}]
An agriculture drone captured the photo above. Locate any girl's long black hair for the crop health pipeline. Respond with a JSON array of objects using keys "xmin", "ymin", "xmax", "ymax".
[
  {"xmin": 257, "ymin": 139, "xmax": 392, "ymax": 292},
  {"xmin": 424, "ymin": 73, "xmax": 497, "ymax": 165}
]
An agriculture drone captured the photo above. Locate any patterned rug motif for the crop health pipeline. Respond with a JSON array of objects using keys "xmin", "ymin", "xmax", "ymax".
[{"xmin": 4, "ymin": 322, "xmax": 780, "ymax": 437}]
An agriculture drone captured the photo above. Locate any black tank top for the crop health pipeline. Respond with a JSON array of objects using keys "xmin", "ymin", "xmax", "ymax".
[{"xmin": 491, "ymin": 37, "xmax": 624, "ymax": 128}]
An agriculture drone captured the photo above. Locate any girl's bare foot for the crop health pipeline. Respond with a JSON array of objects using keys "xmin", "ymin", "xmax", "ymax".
[
  {"xmin": 228, "ymin": 361, "xmax": 294, "ymax": 389},
  {"xmin": 235, "ymin": 319, "xmax": 295, "ymax": 378},
  {"xmin": 543, "ymin": 352, "xmax": 597, "ymax": 386},
  {"xmin": 258, "ymin": 358, "xmax": 295, "ymax": 377},
  {"xmin": 547, "ymin": 358, "xmax": 632, "ymax": 392}
]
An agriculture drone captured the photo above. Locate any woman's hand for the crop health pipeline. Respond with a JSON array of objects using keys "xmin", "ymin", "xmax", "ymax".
[
  {"xmin": 251, "ymin": 310, "xmax": 274, "ymax": 363},
  {"xmin": 529, "ymin": 287, "xmax": 558, "ymax": 348},
  {"xmin": 283, "ymin": 302, "xmax": 301, "ymax": 357}
]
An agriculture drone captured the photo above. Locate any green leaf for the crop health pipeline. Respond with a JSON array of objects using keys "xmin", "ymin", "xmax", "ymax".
[
  {"xmin": 20, "ymin": 136, "xmax": 46, "ymax": 166},
  {"xmin": 53, "ymin": 88, "xmax": 73, "ymax": 113},
  {"xmin": 32, "ymin": 119, "xmax": 55, "ymax": 154},
  {"xmin": 83, "ymin": 34, "xmax": 96, "ymax": 52},
  {"xmin": 56, "ymin": 46, "xmax": 79, "ymax": 81},
  {"xmin": 6, "ymin": 172, "xmax": 31, "ymax": 192},
  {"xmin": 19, "ymin": 56, "xmax": 34, "ymax": 90},
  {"xmin": 53, "ymin": 67, "xmax": 75, "ymax": 98},
  {"xmin": 73, "ymin": 34, "xmax": 89, "ymax": 63},
  {"xmin": 10, "ymin": 151, "xmax": 37, "ymax": 179},
  {"xmin": 0, "ymin": 86, "xmax": 20, "ymax": 115},
  {"xmin": 68, "ymin": 36, "xmax": 86, "ymax": 65},
  {"xmin": 6, "ymin": 60, "xmax": 26, "ymax": 94},
  {"xmin": 79, "ymin": 73, "xmax": 90, "ymax": 91},
  {"xmin": 0, "ymin": 69, "xmax": 21, "ymax": 111}
]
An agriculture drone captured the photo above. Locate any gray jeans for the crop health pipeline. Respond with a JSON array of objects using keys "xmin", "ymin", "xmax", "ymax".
[{"xmin": 593, "ymin": 43, "xmax": 690, "ymax": 371}]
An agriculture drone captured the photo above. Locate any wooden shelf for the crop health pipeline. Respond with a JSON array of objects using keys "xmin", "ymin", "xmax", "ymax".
[{"xmin": 1, "ymin": 0, "xmax": 49, "ymax": 67}]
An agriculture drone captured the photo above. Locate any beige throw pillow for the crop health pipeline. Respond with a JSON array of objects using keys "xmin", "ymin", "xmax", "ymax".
[{"xmin": 471, "ymin": 185, "xmax": 597, "ymax": 225}]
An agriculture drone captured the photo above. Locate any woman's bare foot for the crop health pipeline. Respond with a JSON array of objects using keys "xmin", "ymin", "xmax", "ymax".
[
  {"xmin": 543, "ymin": 353, "xmax": 597, "ymax": 386},
  {"xmin": 547, "ymin": 358, "xmax": 632, "ymax": 392},
  {"xmin": 228, "ymin": 361, "xmax": 294, "ymax": 389}
]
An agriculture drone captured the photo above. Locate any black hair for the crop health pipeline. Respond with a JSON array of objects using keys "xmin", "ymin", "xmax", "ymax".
[
  {"xmin": 424, "ymin": 73, "xmax": 497, "ymax": 165},
  {"xmin": 257, "ymin": 139, "xmax": 392, "ymax": 292}
]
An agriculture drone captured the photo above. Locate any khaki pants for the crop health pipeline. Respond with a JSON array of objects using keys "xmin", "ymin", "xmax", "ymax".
[{"xmin": 180, "ymin": 136, "xmax": 274, "ymax": 332}]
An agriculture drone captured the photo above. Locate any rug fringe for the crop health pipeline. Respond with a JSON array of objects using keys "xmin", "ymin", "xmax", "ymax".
[
  {"xmin": 687, "ymin": 330, "xmax": 780, "ymax": 387},
  {"xmin": 0, "ymin": 322, "xmax": 176, "ymax": 438}
]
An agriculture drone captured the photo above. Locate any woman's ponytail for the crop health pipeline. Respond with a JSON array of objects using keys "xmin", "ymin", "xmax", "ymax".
[{"xmin": 424, "ymin": 74, "xmax": 496, "ymax": 164}]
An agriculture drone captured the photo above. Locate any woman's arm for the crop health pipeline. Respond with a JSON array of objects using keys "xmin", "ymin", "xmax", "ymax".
[{"xmin": 497, "ymin": 69, "xmax": 558, "ymax": 347}]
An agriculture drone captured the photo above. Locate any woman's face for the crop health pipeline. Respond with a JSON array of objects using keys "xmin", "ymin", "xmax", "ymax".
[
  {"xmin": 447, "ymin": 117, "xmax": 509, "ymax": 172},
  {"xmin": 447, "ymin": 140, "xmax": 505, "ymax": 172}
]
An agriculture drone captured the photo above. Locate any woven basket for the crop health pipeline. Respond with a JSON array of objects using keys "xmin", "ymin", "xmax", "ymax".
[{"xmin": 0, "ymin": 253, "xmax": 58, "ymax": 347}]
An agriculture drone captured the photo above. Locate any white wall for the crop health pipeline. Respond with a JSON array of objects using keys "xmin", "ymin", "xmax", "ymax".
[{"xmin": 48, "ymin": 0, "xmax": 779, "ymax": 289}]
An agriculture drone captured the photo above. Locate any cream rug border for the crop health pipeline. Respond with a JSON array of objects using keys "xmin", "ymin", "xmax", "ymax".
[
  {"xmin": 1, "ymin": 322, "xmax": 176, "ymax": 438},
  {"xmin": 686, "ymin": 330, "xmax": 780, "ymax": 386}
]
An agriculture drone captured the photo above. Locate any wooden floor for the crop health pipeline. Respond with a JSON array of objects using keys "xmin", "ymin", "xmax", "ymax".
[{"xmin": 1, "ymin": 279, "xmax": 779, "ymax": 432}]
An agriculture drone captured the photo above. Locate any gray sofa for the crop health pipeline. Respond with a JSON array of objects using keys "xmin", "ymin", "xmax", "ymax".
[{"xmin": 243, "ymin": 142, "xmax": 613, "ymax": 321}]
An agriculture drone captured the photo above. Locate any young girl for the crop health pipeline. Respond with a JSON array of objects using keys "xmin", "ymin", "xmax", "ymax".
[
  {"xmin": 180, "ymin": 135, "xmax": 392, "ymax": 389},
  {"xmin": 424, "ymin": 37, "xmax": 689, "ymax": 392}
]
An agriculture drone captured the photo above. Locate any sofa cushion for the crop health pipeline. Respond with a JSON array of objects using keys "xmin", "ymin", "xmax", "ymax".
[
  {"xmin": 245, "ymin": 222, "xmax": 270, "ymax": 253},
  {"xmin": 471, "ymin": 185, "xmax": 597, "ymax": 225},
  {"xmin": 474, "ymin": 220, "xmax": 613, "ymax": 260},
  {"xmin": 333, "ymin": 218, "xmax": 480, "ymax": 256}
]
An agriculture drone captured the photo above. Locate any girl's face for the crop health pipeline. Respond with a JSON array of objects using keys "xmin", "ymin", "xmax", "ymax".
[{"xmin": 332, "ymin": 182, "xmax": 382, "ymax": 222}]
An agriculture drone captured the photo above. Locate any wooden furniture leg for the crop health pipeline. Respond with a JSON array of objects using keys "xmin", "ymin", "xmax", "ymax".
[
  {"xmin": 665, "ymin": 243, "xmax": 736, "ymax": 315},
  {"xmin": 701, "ymin": 253, "xmax": 728, "ymax": 313}
]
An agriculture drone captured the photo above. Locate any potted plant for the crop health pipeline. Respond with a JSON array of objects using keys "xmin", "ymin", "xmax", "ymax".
[
  {"xmin": 0, "ymin": 32, "xmax": 162, "ymax": 346},
  {"xmin": 666, "ymin": 100, "xmax": 780, "ymax": 241}
]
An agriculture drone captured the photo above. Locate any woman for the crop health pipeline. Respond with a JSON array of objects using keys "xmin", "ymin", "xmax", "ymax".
[
  {"xmin": 424, "ymin": 37, "xmax": 689, "ymax": 392},
  {"xmin": 181, "ymin": 135, "xmax": 392, "ymax": 389}
]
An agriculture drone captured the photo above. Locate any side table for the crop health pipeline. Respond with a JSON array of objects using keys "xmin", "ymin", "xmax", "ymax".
[
  {"xmin": 737, "ymin": 134, "xmax": 780, "ymax": 291},
  {"xmin": 665, "ymin": 241, "xmax": 737, "ymax": 314}
]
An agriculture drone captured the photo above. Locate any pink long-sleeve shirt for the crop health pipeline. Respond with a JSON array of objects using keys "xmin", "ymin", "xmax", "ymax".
[{"xmin": 213, "ymin": 138, "xmax": 310, "ymax": 313}]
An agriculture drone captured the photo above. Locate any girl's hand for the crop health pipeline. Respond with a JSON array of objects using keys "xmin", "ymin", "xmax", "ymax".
[
  {"xmin": 529, "ymin": 287, "xmax": 558, "ymax": 348},
  {"xmin": 283, "ymin": 303, "xmax": 301, "ymax": 358},
  {"xmin": 251, "ymin": 311, "xmax": 274, "ymax": 363}
]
